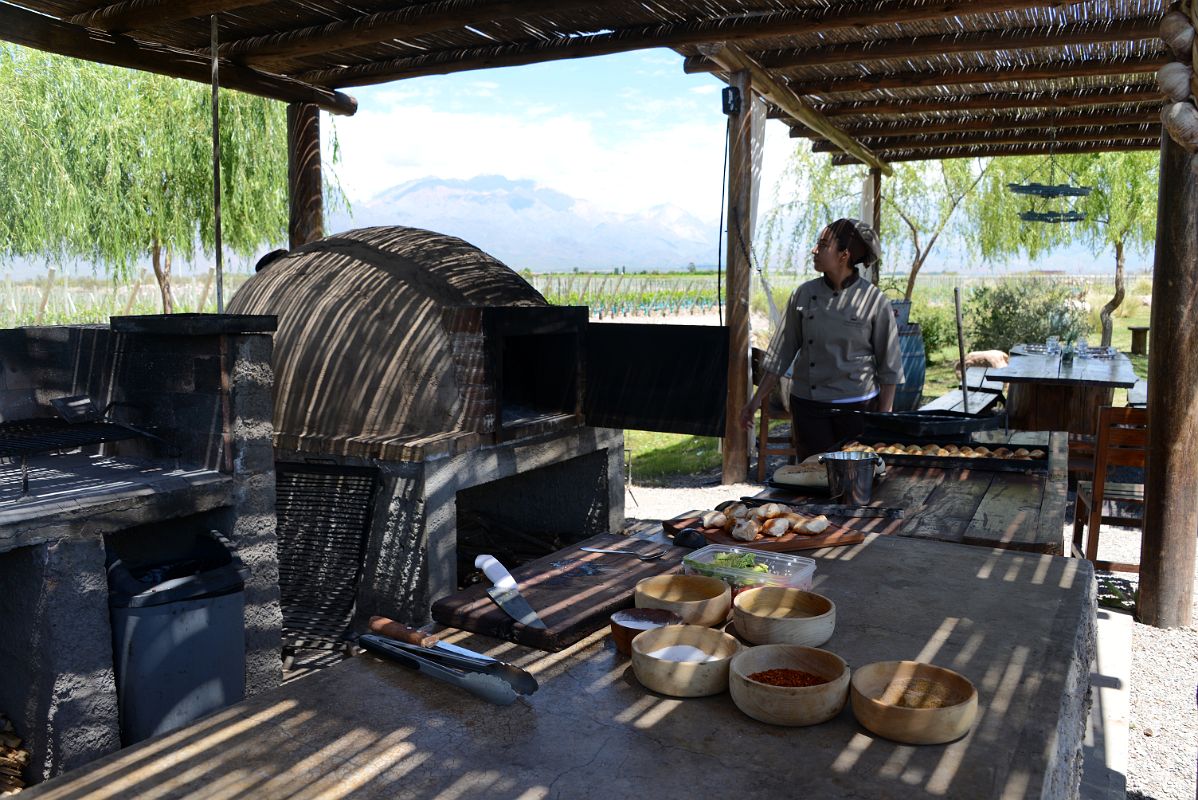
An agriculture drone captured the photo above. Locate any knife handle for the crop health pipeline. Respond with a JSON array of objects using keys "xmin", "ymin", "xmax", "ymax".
[
  {"xmin": 368, "ymin": 616, "xmax": 439, "ymax": 648},
  {"xmin": 475, "ymin": 554, "xmax": 517, "ymax": 591}
]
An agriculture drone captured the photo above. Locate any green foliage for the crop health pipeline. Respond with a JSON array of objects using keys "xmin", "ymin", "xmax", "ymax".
[
  {"xmin": 0, "ymin": 44, "xmax": 338, "ymax": 300},
  {"xmin": 624, "ymin": 430, "xmax": 720, "ymax": 484},
  {"xmin": 966, "ymin": 279, "xmax": 1091, "ymax": 352},
  {"xmin": 910, "ymin": 301, "xmax": 956, "ymax": 361}
]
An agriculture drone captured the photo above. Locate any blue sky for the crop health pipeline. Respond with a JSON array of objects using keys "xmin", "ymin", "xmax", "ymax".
[
  {"xmin": 329, "ymin": 49, "xmax": 792, "ymax": 224},
  {"xmin": 327, "ymin": 49, "xmax": 1149, "ymax": 276}
]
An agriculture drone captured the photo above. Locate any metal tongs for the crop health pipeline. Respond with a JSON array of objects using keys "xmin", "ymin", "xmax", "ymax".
[{"xmin": 358, "ymin": 634, "xmax": 538, "ymax": 706}]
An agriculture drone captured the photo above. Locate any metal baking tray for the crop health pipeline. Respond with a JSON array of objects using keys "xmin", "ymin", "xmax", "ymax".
[
  {"xmin": 857, "ymin": 409, "xmax": 1008, "ymax": 439},
  {"xmin": 838, "ymin": 435, "xmax": 1048, "ymax": 474}
]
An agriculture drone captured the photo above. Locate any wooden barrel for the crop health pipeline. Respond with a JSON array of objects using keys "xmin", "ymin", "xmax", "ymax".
[{"xmin": 894, "ymin": 323, "xmax": 926, "ymax": 412}]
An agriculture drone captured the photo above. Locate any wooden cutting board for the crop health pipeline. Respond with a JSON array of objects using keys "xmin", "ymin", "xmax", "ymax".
[
  {"xmin": 430, "ymin": 532, "xmax": 685, "ymax": 652},
  {"xmin": 662, "ymin": 511, "xmax": 865, "ymax": 553}
]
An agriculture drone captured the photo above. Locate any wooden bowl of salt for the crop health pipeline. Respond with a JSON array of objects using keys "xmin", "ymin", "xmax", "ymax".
[{"xmin": 630, "ymin": 625, "xmax": 739, "ymax": 697}]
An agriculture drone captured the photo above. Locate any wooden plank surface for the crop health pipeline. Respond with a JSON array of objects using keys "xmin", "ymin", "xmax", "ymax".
[
  {"xmin": 989, "ymin": 351, "xmax": 1138, "ymax": 387},
  {"xmin": 430, "ymin": 532, "xmax": 685, "ymax": 652},
  {"xmin": 746, "ymin": 429, "xmax": 1068, "ymax": 553},
  {"xmin": 661, "ymin": 511, "xmax": 865, "ymax": 552}
]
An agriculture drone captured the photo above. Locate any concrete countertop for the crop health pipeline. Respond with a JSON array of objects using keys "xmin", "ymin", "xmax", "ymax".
[
  {"xmin": 24, "ymin": 534, "xmax": 1096, "ymax": 800},
  {"xmin": 0, "ymin": 453, "xmax": 232, "ymax": 553}
]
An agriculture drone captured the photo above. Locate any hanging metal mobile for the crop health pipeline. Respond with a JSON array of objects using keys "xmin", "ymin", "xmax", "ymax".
[{"xmin": 1007, "ymin": 127, "xmax": 1091, "ymax": 223}]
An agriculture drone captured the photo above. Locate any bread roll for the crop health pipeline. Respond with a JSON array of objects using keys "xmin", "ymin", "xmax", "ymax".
[
  {"xmin": 1030, "ymin": 449, "xmax": 1046, "ymax": 459},
  {"xmin": 762, "ymin": 518, "xmax": 791, "ymax": 537},
  {"xmin": 1013, "ymin": 448, "xmax": 1030, "ymax": 457},
  {"xmin": 731, "ymin": 519, "xmax": 761, "ymax": 542},
  {"xmin": 800, "ymin": 515, "xmax": 831, "ymax": 535},
  {"xmin": 758, "ymin": 502, "xmax": 788, "ymax": 517},
  {"xmin": 700, "ymin": 510, "xmax": 727, "ymax": 529}
]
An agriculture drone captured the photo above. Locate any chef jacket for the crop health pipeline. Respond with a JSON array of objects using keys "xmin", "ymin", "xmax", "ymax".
[{"xmin": 761, "ymin": 272, "xmax": 904, "ymax": 403}]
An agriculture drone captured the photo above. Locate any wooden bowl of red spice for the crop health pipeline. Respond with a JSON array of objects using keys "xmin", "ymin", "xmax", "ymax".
[{"xmin": 728, "ymin": 644, "xmax": 849, "ymax": 727}]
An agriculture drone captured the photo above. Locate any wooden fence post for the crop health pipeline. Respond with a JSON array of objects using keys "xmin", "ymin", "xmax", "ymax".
[
  {"xmin": 198, "ymin": 267, "xmax": 216, "ymax": 312},
  {"xmin": 123, "ymin": 270, "xmax": 146, "ymax": 315}
]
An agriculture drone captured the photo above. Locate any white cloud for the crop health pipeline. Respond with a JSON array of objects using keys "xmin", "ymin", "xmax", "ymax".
[{"xmin": 331, "ymin": 102, "xmax": 734, "ymax": 221}]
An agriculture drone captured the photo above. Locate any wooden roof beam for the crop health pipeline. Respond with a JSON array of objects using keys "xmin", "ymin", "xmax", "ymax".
[
  {"xmin": 812, "ymin": 124, "xmax": 1159, "ymax": 152},
  {"xmin": 788, "ymin": 108, "xmax": 1161, "ymax": 139},
  {"xmin": 293, "ymin": 0, "xmax": 1090, "ymax": 88},
  {"xmin": 684, "ymin": 16, "xmax": 1161, "ymax": 73},
  {"xmin": 0, "ymin": 2, "xmax": 357, "ymax": 115},
  {"xmin": 829, "ymin": 139, "xmax": 1158, "ymax": 164},
  {"xmin": 68, "ymin": 0, "xmax": 273, "ymax": 34},
  {"xmin": 806, "ymin": 86, "xmax": 1163, "ymax": 118},
  {"xmin": 786, "ymin": 55, "xmax": 1169, "ymax": 96},
  {"xmin": 222, "ymin": 0, "xmax": 588, "ymax": 68},
  {"xmin": 707, "ymin": 43, "xmax": 891, "ymax": 176}
]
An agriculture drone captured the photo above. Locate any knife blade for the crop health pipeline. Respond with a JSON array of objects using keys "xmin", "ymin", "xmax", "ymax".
[
  {"xmin": 358, "ymin": 634, "xmax": 518, "ymax": 705},
  {"xmin": 476, "ymin": 554, "xmax": 547, "ymax": 629}
]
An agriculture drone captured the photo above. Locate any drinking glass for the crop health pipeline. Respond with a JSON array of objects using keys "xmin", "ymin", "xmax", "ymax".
[
  {"xmin": 1046, "ymin": 336, "xmax": 1059, "ymax": 354},
  {"xmin": 1076, "ymin": 338, "xmax": 1089, "ymax": 358}
]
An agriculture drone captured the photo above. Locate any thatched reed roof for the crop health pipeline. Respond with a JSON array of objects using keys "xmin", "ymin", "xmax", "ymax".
[{"xmin": 1, "ymin": 0, "xmax": 1168, "ymax": 165}]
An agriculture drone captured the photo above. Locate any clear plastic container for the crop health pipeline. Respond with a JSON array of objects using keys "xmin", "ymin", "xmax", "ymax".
[{"xmin": 682, "ymin": 545, "xmax": 816, "ymax": 596}]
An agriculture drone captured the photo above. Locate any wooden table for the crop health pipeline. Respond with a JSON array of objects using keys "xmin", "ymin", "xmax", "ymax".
[
  {"xmin": 24, "ymin": 534, "xmax": 1097, "ymax": 800},
  {"xmin": 987, "ymin": 350, "xmax": 1138, "ymax": 436},
  {"xmin": 752, "ymin": 431, "xmax": 1069, "ymax": 555}
]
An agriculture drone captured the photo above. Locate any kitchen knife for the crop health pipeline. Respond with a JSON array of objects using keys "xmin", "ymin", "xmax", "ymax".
[
  {"xmin": 367, "ymin": 616, "xmax": 538, "ymax": 695},
  {"xmin": 358, "ymin": 634, "xmax": 518, "ymax": 705},
  {"xmin": 475, "ymin": 554, "xmax": 548, "ymax": 629}
]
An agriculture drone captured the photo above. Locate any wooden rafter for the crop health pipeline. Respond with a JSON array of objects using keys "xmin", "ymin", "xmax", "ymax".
[
  {"xmin": 683, "ymin": 16, "xmax": 1161, "ymax": 73},
  {"xmin": 812, "ymin": 124, "xmax": 1159, "ymax": 152},
  {"xmin": 829, "ymin": 138, "xmax": 1158, "ymax": 164},
  {"xmin": 68, "ymin": 0, "xmax": 272, "ymax": 34},
  {"xmin": 0, "ymin": 2, "xmax": 357, "ymax": 115},
  {"xmin": 222, "ymin": 0, "xmax": 586, "ymax": 67},
  {"xmin": 785, "ymin": 55, "xmax": 1169, "ymax": 96},
  {"xmin": 790, "ymin": 108, "xmax": 1161, "ymax": 139},
  {"xmin": 707, "ymin": 43, "xmax": 891, "ymax": 176},
  {"xmin": 807, "ymin": 86, "xmax": 1163, "ymax": 118},
  {"xmin": 292, "ymin": 0, "xmax": 1090, "ymax": 88}
]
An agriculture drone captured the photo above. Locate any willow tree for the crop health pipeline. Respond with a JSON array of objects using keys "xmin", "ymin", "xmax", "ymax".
[
  {"xmin": 0, "ymin": 44, "xmax": 295, "ymax": 313},
  {"xmin": 971, "ymin": 151, "xmax": 1158, "ymax": 346},
  {"xmin": 759, "ymin": 144, "xmax": 991, "ymax": 300}
]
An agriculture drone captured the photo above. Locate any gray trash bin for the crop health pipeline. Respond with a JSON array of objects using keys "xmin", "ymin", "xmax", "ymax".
[{"xmin": 108, "ymin": 530, "xmax": 251, "ymax": 745}]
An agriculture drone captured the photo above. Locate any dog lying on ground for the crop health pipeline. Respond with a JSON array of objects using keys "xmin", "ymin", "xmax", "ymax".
[{"xmin": 955, "ymin": 349, "xmax": 1009, "ymax": 377}]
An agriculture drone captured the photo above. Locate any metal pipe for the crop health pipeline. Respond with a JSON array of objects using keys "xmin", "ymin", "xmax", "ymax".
[{"xmin": 211, "ymin": 15, "xmax": 224, "ymax": 313}]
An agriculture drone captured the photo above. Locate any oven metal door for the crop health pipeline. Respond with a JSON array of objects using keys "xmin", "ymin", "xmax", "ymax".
[{"xmin": 582, "ymin": 323, "xmax": 728, "ymax": 437}]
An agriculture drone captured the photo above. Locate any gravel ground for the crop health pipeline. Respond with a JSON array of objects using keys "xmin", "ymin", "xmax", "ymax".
[{"xmin": 624, "ymin": 482, "xmax": 1198, "ymax": 800}]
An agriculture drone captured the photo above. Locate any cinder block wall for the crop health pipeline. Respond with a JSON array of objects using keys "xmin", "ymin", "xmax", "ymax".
[{"xmin": 0, "ymin": 322, "xmax": 281, "ymax": 781}]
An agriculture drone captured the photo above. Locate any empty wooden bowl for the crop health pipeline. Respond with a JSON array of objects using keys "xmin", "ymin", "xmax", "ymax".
[
  {"xmin": 729, "ymin": 644, "xmax": 849, "ymax": 726},
  {"xmin": 630, "ymin": 624, "xmax": 740, "ymax": 697},
  {"xmin": 850, "ymin": 660, "xmax": 978, "ymax": 745},
  {"xmin": 610, "ymin": 608, "xmax": 684, "ymax": 656},
  {"xmin": 634, "ymin": 574, "xmax": 731, "ymax": 627},
  {"xmin": 732, "ymin": 587, "xmax": 835, "ymax": 646}
]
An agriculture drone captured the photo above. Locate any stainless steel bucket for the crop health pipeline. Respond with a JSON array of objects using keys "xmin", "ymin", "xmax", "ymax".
[{"xmin": 819, "ymin": 451, "xmax": 883, "ymax": 506}]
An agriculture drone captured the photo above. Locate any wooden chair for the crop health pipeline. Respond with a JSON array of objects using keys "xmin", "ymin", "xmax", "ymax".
[
  {"xmin": 751, "ymin": 347, "xmax": 798, "ymax": 482},
  {"xmin": 1072, "ymin": 405, "xmax": 1147, "ymax": 572}
]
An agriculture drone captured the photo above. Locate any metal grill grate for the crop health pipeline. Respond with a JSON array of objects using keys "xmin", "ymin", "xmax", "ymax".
[
  {"xmin": 0, "ymin": 419, "xmax": 142, "ymax": 457},
  {"xmin": 276, "ymin": 463, "xmax": 379, "ymax": 653}
]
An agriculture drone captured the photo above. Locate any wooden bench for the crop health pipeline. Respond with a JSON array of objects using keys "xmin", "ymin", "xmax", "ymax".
[
  {"xmin": 964, "ymin": 366, "xmax": 1005, "ymax": 394},
  {"xmin": 1128, "ymin": 325, "xmax": 1149, "ymax": 356},
  {"xmin": 919, "ymin": 389, "xmax": 1001, "ymax": 415}
]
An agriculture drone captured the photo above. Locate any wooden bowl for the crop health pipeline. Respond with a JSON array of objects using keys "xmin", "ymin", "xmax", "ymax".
[
  {"xmin": 732, "ymin": 587, "xmax": 835, "ymax": 646},
  {"xmin": 850, "ymin": 660, "xmax": 978, "ymax": 745},
  {"xmin": 610, "ymin": 608, "xmax": 684, "ymax": 656},
  {"xmin": 729, "ymin": 645, "xmax": 849, "ymax": 726},
  {"xmin": 634, "ymin": 574, "xmax": 731, "ymax": 627},
  {"xmin": 630, "ymin": 625, "xmax": 740, "ymax": 697}
]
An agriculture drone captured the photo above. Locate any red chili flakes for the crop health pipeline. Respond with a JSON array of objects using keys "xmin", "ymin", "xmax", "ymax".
[{"xmin": 748, "ymin": 668, "xmax": 828, "ymax": 687}]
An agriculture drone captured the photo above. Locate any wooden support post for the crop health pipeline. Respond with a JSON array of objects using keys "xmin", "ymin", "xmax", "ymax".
[
  {"xmin": 864, "ymin": 167, "xmax": 882, "ymax": 285},
  {"xmin": 722, "ymin": 69, "xmax": 753, "ymax": 485},
  {"xmin": 288, "ymin": 102, "xmax": 323, "ymax": 249},
  {"xmin": 1139, "ymin": 131, "xmax": 1198, "ymax": 628}
]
